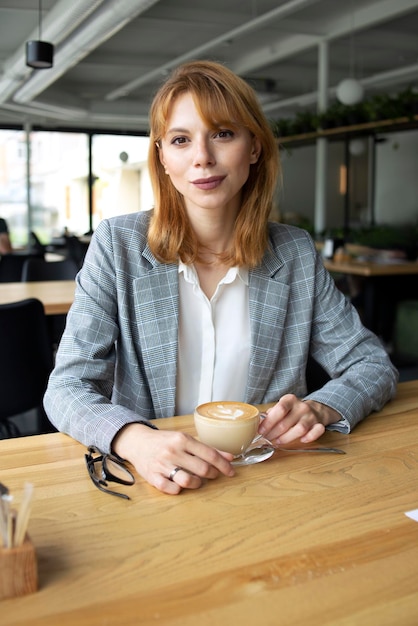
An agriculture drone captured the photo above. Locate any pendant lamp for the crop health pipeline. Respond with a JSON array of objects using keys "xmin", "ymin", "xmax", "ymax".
[
  {"xmin": 337, "ymin": 78, "xmax": 364, "ymax": 106},
  {"xmin": 26, "ymin": 0, "xmax": 54, "ymax": 69},
  {"xmin": 336, "ymin": 4, "xmax": 363, "ymax": 105}
]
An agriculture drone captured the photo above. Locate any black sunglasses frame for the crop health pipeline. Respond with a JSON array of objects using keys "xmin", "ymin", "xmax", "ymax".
[{"xmin": 85, "ymin": 445, "xmax": 135, "ymax": 500}]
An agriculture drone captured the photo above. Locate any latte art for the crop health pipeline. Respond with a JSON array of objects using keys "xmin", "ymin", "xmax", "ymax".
[{"xmin": 196, "ymin": 401, "xmax": 258, "ymax": 421}]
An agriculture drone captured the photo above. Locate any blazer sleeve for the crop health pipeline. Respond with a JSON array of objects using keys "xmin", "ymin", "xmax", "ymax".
[
  {"xmin": 303, "ymin": 240, "xmax": 399, "ymax": 432},
  {"xmin": 44, "ymin": 218, "xmax": 157, "ymax": 453}
]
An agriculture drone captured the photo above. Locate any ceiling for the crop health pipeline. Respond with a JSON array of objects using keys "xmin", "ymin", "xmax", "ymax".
[{"xmin": 0, "ymin": 0, "xmax": 417, "ymax": 132}]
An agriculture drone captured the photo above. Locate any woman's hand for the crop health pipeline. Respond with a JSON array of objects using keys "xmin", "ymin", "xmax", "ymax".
[
  {"xmin": 258, "ymin": 394, "xmax": 341, "ymax": 445},
  {"xmin": 112, "ymin": 423, "xmax": 234, "ymax": 494}
]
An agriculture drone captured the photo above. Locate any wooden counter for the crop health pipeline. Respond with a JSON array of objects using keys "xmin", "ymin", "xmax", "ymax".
[
  {"xmin": 324, "ymin": 258, "xmax": 418, "ymax": 277},
  {"xmin": 1, "ymin": 381, "xmax": 418, "ymax": 625},
  {"xmin": 0, "ymin": 280, "xmax": 75, "ymax": 315}
]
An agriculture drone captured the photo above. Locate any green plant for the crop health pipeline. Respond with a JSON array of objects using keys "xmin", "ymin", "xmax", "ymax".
[
  {"xmin": 291, "ymin": 110, "xmax": 317, "ymax": 134},
  {"xmin": 274, "ymin": 86, "xmax": 418, "ymax": 137},
  {"xmin": 272, "ymin": 117, "xmax": 293, "ymax": 138},
  {"xmin": 396, "ymin": 87, "xmax": 418, "ymax": 119},
  {"xmin": 318, "ymin": 101, "xmax": 350, "ymax": 129}
]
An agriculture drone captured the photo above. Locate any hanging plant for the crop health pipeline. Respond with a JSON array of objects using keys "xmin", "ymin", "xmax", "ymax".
[
  {"xmin": 317, "ymin": 101, "xmax": 349, "ymax": 129},
  {"xmin": 291, "ymin": 110, "xmax": 318, "ymax": 134},
  {"xmin": 272, "ymin": 117, "xmax": 293, "ymax": 138},
  {"xmin": 364, "ymin": 94, "xmax": 401, "ymax": 121},
  {"xmin": 344, "ymin": 102, "xmax": 369, "ymax": 125},
  {"xmin": 396, "ymin": 87, "xmax": 418, "ymax": 119},
  {"xmin": 273, "ymin": 85, "xmax": 418, "ymax": 138}
]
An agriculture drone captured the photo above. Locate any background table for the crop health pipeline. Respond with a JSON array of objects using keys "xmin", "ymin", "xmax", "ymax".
[
  {"xmin": 0, "ymin": 280, "xmax": 75, "ymax": 315},
  {"xmin": 324, "ymin": 258, "xmax": 418, "ymax": 340},
  {"xmin": 1, "ymin": 380, "xmax": 418, "ymax": 625},
  {"xmin": 323, "ymin": 258, "xmax": 418, "ymax": 277}
]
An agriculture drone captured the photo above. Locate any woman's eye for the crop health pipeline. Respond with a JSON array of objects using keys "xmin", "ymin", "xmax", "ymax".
[
  {"xmin": 171, "ymin": 136, "xmax": 188, "ymax": 145},
  {"xmin": 216, "ymin": 129, "xmax": 234, "ymax": 139}
]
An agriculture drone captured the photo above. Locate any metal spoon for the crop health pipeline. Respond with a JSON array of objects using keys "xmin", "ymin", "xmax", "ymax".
[
  {"xmin": 231, "ymin": 443, "xmax": 346, "ymax": 466},
  {"xmin": 253, "ymin": 432, "xmax": 346, "ymax": 455},
  {"xmin": 231, "ymin": 444, "xmax": 275, "ymax": 466},
  {"xmin": 275, "ymin": 446, "xmax": 346, "ymax": 454}
]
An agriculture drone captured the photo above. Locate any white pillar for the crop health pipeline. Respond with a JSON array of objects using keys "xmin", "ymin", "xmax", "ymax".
[
  {"xmin": 25, "ymin": 121, "xmax": 32, "ymax": 243},
  {"xmin": 314, "ymin": 138, "xmax": 327, "ymax": 234},
  {"xmin": 314, "ymin": 41, "xmax": 329, "ymax": 235}
]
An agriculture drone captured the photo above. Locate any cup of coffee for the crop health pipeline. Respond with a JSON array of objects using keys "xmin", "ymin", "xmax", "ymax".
[{"xmin": 194, "ymin": 401, "xmax": 260, "ymax": 455}]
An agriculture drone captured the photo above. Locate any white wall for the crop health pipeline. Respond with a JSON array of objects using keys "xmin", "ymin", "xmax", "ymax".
[
  {"xmin": 375, "ymin": 130, "xmax": 418, "ymax": 225},
  {"xmin": 279, "ymin": 129, "xmax": 418, "ymax": 231}
]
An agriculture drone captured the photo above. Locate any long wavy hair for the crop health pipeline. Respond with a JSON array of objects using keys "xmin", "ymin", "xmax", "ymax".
[{"xmin": 147, "ymin": 60, "xmax": 281, "ymax": 267}]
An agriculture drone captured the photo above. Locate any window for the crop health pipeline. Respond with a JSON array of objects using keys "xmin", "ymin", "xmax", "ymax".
[
  {"xmin": 91, "ymin": 134, "xmax": 153, "ymax": 229},
  {"xmin": 0, "ymin": 129, "xmax": 28, "ymax": 247},
  {"xmin": 0, "ymin": 128, "xmax": 153, "ymax": 246},
  {"xmin": 30, "ymin": 131, "xmax": 90, "ymax": 241}
]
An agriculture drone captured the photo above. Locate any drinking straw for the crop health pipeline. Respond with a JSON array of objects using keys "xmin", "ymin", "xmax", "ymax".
[
  {"xmin": 0, "ymin": 494, "xmax": 13, "ymax": 548},
  {"xmin": 14, "ymin": 482, "xmax": 34, "ymax": 547},
  {"xmin": 0, "ymin": 495, "xmax": 8, "ymax": 546},
  {"xmin": 0, "ymin": 481, "xmax": 9, "ymax": 545},
  {"xmin": 7, "ymin": 507, "xmax": 16, "ymax": 549}
]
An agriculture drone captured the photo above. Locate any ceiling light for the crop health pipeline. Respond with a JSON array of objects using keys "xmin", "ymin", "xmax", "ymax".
[
  {"xmin": 16, "ymin": 0, "xmax": 160, "ymax": 104},
  {"xmin": 336, "ymin": 78, "xmax": 364, "ymax": 105},
  {"xmin": 349, "ymin": 138, "xmax": 366, "ymax": 156},
  {"xmin": 337, "ymin": 2, "xmax": 363, "ymax": 105},
  {"xmin": 26, "ymin": 0, "xmax": 54, "ymax": 69},
  {"xmin": 26, "ymin": 41, "xmax": 54, "ymax": 69}
]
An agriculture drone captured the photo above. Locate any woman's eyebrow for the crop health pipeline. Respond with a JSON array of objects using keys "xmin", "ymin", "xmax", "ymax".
[{"xmin": 165, "ymin": 127, "xmax": 189, "ymax": 135}]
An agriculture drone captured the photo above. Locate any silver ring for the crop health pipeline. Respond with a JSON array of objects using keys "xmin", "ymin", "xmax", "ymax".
[{"xmin": 168, "ymin": 466, "xmax": 183, "ymax": 482}]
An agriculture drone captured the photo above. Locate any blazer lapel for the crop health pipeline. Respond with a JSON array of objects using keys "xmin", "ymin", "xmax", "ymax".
[
  {"xmin": 246, "ymin": 249, "xmax": 290, "ymax": 403},
  {"xmin": 133, "ymin": 247, "xmax": 178, "ymax": 418}
]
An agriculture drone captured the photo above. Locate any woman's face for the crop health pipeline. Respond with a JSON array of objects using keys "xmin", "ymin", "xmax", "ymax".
[{"xmin": 158, "ymin": 92, "xmax": 260, "ymax": 218}]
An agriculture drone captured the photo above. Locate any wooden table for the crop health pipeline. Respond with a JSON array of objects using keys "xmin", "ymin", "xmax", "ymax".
[
  {"xmin": 2, "ymin": 380, "xmax": 418, "ymax": 625},
  {"xmin": 324, "ymin": 258, "xmax": 418, "ymax": 277},
  {"xmin": 0, "ymin": 280, "xmax": 75, "ymax": 315},
  {"xmin": 324, "ymin": 258, "xmax": 418, "ymax": 339}
]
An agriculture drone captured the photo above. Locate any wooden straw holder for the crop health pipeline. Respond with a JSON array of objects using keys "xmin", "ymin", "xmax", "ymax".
[{"xmin": 0, "ymin": 535, "xmax": 38, "ymax": 600}]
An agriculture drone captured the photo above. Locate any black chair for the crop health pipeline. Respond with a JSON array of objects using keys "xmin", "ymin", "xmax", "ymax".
[
  {"xmin": 0, "ymin": 298, "xmax": 55, "ymax": 438},
  {"xmin": 65, "ymin": 235, "xmax": 89, "ymax": 270},
  {"xmin": 22, "ymin": 257, "xmax": 78, "ymax": 350},
  {"xmin": 0, "ymin": 252, "xmax": 44, "ymax": 283},
  {"xmin": 306, "ymin": 355, "xmax": 331, "ymax": 393},
  {"xmin": 29, "ymin": 230, "xmax": 47, "ymax": 256},
  {"xmin": 22, "ymin": 257, "xmax": 78, "ymax": 281}
]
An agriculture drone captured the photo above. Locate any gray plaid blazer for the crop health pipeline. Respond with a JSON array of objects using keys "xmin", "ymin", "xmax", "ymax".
[{"xmin": 44, "ymin": 211, "xmax": 397, "ymax": 452}]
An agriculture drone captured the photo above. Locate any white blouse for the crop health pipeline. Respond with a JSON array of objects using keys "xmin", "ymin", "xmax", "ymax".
[{"xmin": 175, "ymin": 262, "xmax": 251, "ymax": 416}]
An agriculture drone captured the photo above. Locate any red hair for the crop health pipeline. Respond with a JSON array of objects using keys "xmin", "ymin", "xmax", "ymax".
[{"xmin": 147, "ymin": 60, "xmax": 281, "ymax": 267}]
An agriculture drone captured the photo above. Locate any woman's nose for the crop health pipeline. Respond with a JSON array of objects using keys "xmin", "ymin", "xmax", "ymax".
[{"xmin": 192, "ymin": 138, "xmax": 215, "ymax": 166}]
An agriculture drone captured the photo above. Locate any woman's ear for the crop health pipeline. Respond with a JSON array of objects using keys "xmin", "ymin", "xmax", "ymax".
[
  {"xmin": 156, "ymin": 142, "xmax": 167, "ymax": 169},
  {"xmin": 250, "ymin": 137, "xmax": 261, "ymax": 164}
]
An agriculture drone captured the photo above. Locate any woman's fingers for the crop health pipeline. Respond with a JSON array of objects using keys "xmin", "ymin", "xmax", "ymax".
[
  {"xmin": 259, "ymin": 395, "xmax": 328, "ymax": 444},
  {"xmin": 114, "ymin": 424, "xmax": 234, "ymax": 494}
]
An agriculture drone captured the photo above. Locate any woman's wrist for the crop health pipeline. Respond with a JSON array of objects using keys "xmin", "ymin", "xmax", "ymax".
[
  {"xmin": 112, "ymin": 421, "xmax": 158, "ymax": 459},
  {"xmin": 304, "ymin": 399, "xmax": 342, "ymax": 427}
]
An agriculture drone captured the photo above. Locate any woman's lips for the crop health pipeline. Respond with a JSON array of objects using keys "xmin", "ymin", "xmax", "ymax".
[{"xmin": 191, "ymin": 176, "xmax": 225, "ymax": 190}]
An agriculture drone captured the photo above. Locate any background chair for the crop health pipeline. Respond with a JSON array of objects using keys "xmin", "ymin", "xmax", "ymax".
[
  {"xmin": 0, "ymin": 298, "xmax": 55, "ymax": 438},
  {"xmin": 29, "ymin": 230, "xmax": 47, "ymax": 256},
  {"xmin": 0, "ymin": 252, "xmax": 44, "ymax": 283},
  {"xmin": 22, "ymin": 257, "xmax": 78, "ymax": 350},
  {"xmin": 65, "ymin": 235, "xmax": 89, "ymax": 270},
  {"xmin": 22, "ymin": 257, "xmax": 78, "ymax": 281},
  {"xmin": 392, "ymin": 300, "xmax": 418, "ymax": 381},
  {"xmin": 306, "ymin": 355, "xmax": 331, "ymax": 393}
]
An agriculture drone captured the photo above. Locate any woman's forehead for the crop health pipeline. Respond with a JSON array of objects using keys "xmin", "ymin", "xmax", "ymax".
[{"xmin": 164, "ymin": 91, "xmax": 240, "ymax": 129}]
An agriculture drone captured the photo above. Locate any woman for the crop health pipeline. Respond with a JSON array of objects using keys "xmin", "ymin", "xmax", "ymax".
[
  {"xmin": 44, "ymin": 61, "xmax": 397, "ymax": 495},
  {"xmin": 0, "ymin": 217, "xmax": 13, "ymax": 255}
]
